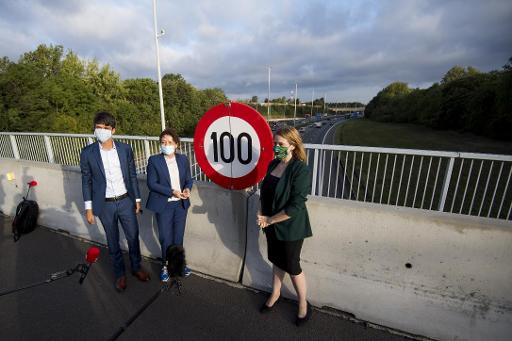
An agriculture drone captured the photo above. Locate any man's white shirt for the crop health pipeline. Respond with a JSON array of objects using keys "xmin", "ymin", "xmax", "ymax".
[{"xmin": 85, "ymin": 142, "xmax": 140, "ymax": 210}]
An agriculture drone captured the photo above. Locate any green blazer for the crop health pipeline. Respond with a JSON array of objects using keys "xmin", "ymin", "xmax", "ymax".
[{"xmin": 261, "ymin": 158, "xmax": 313, "ymax": 241}]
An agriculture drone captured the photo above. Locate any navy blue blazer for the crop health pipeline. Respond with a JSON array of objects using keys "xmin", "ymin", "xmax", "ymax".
[
  {"xmin": 80, "ymin": 141, "xmax": 141, "ymax": 216},
  {"xmin": 146, "ymin": 153, "xmax": 193, "ymax": 213}
]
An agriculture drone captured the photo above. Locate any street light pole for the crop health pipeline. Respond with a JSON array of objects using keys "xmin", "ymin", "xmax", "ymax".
[
  {"xmin": 293, "ymin": 83, "xmax": 297, "ymax": 126},
  {"xmin": 152, "ymin": 0, "xmax": 166, "ymax": 131},
  {"xmin": 310, "ymin": 88, "xmax": 314, "ymax": 117},
  {"xmin": 323, "ymin": 93, "xmax": 326, "ymax": 115},
  {"xmin": 267, "ymin": 66, "xmax": 271, "ymax": 121}
]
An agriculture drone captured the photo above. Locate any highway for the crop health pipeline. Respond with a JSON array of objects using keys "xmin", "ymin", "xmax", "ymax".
[{"xmin": 296, "ymin": 117, "xmax": 355, "ymax": 199}]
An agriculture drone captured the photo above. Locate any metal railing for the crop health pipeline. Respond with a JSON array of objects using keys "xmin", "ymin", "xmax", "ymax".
[
  {"xmin": 307, "ymin": 144, "xmax": 512, "ymax": 220},
  {"xmin": 1, "ymin": 132, "xmax": 511, "ymax": 220}
]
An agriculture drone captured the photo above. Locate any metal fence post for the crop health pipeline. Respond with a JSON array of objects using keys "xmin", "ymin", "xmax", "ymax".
[
  {"xmin": 9, "ymin": 135, "xmax": 20, "ymax": 160},
  {"xmin": 318, "ymin": 150, "xmax": 324, "ymax": 196},
  {"xmin": 144, "ymin": 139, "xmax": 151, "ymax": 161},
  {"xmin": 438, "ymin": 157, "xmax": 455, "ymax": 211},
  {"xmin": 43, "ymin": 135, "xmax": 55, "ymax": 163},
  {"xmin": 311, "ymin": 149, "xmax": 319, "ymax": 196}
]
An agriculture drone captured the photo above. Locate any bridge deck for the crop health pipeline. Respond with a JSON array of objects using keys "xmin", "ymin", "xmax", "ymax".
[{"xmin": 0, "ymin": 214, "xmax": 410, "ymax": 341}]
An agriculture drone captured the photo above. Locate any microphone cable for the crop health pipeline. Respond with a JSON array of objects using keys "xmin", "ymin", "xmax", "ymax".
[
  {"xmin": 107, "ymin": 278, "xmax": 183, "ymax": 341},
  {"xmin": 0, "ymin": 246, "xmax": 100, "ymax": 297}
]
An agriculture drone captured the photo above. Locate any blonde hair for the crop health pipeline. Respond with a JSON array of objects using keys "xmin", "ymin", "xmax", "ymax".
[{"xmin": 275, "ymin": 126, "xmax": 307, "ymax": 162}]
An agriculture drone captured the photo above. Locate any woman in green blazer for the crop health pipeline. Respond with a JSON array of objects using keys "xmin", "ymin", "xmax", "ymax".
[{"xmin": 257, "ymin": 126, "xmax": 313, "ymax": 326}]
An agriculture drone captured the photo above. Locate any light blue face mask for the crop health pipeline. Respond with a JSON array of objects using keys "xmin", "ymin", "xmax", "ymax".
[
  {"xmin": 94, "ymin": 128, "xmax": 112, "ymax": 143},
  {"xmin": 160, "ymin": 145, "xmax": 176, "ymax": 155}
]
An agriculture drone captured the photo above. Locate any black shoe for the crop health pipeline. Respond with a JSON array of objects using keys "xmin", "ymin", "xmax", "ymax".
[
  {"xmin": 260, "ymin": 296, "xmax": 280, "ymax": 314},
  {"xmin": 295, "ymin": 301, "xmax": 312, "ymax": 326}
]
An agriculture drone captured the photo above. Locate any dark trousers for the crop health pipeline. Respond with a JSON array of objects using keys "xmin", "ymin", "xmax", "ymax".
[
  {"xmin": 155, "ymin": 200, "xmax": 188, "ymax": 261},
  {"xmin": 98, "ymin": 197, "xmax": 142, "ymax": 279}
]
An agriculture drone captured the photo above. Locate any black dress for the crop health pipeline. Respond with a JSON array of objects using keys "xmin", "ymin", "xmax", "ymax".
[{"xmin": 260, "ymin": 174, "xmax": 304, "ymax": 275}]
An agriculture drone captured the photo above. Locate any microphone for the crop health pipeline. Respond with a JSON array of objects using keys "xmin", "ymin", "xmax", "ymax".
[
  {"xmin": 79, "ymin": 246, "xmax": 100, "ymax": 284},
  {"xmin": 166, "ymin": 245, "xmax": 186, "ymax": 278}
]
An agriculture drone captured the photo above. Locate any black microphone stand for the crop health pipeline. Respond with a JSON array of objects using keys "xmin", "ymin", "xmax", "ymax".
[
  {"xmin": 0, "ymin": 263, "xmax": 88, "ymax": 297},
  {"xmin": 107, "ymin": 278, "xmax": 183, "ymax": 341}
]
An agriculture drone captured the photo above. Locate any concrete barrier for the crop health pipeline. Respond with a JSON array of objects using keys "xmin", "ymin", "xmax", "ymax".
[
  {"xmin": 243, "ymin": 194, "xmax": 512, "ymax": 341},
  {"xmin": 3, "ymin": 158, "xmax": 512, "ymax": 340},
  {"xmin": 0, "ymin": 159, "xmax": 246, "ymax": 282}
]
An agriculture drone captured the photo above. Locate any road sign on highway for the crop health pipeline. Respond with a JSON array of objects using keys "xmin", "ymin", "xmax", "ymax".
[{"xmin": 193, "ymin": 102, "xmax": 274, "ymax": 190}]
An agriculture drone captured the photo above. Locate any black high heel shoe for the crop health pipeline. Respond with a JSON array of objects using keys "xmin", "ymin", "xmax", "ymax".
[
  {"xmin": 295, "ymin": 301, "xmax": 312, "ymax": 326},
  {"xmin": 260, "ymin": 296, "xmax": 280, "ymax": 314}
]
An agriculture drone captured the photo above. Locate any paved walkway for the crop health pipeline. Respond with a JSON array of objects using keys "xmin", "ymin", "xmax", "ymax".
[{"xmin": 0, "ymin": 214, "xmax": 412, "ymax": 341}]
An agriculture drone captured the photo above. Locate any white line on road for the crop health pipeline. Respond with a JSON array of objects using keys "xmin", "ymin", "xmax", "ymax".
[{"xmin": 322, "ymin": 120, "xmax": 346, "ymax": 144}]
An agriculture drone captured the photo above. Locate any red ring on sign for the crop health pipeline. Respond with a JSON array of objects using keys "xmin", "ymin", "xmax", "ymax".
[{"xmin": 193, "ymin": 102, "xmax": 274, "ymax": 190}]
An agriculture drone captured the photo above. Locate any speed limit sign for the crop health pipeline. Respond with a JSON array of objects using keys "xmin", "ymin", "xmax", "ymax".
[{"xmin": 193, "ymin": 102, "xmax": 274, "ymax": 190}]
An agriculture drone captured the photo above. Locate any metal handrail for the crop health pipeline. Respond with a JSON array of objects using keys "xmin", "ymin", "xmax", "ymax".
[{"xmin": 1, "ymin": 132, "xmax": 510, "ymax": 220}]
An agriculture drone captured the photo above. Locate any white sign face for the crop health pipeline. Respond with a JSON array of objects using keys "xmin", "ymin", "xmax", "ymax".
[{"xmin": 204, "ymin": 116, "xmax": 261, "ymax": 178}]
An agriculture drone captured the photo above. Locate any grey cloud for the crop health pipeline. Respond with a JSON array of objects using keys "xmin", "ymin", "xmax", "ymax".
[{"xmin": 0, "ymin": 0, "xmax": 510, "ymax": 103}]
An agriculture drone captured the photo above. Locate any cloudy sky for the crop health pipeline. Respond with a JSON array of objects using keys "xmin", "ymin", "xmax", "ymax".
[{"xmin": 0, "ymin": 0, "xmax": 511, "ymax": 103}]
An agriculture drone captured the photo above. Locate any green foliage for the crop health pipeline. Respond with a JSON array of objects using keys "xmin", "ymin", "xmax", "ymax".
[
  {"xmin": 0, "ymin": 44, "xmax": 228, "ymax": 137},
  {"xmin": 365, "ymin": 61, "xmax": 512, "ymax": 141}
]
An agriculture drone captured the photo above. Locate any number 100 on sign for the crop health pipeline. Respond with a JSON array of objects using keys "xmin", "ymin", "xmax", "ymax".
[{"xmin": 204, "ymin": 116, "xmax": 261, "ymax": 178}]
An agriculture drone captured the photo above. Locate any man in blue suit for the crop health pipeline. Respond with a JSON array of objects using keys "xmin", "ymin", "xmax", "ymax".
[{"xmin": 80, "ymin": 111, "xmax": 150, "ymax": 292}]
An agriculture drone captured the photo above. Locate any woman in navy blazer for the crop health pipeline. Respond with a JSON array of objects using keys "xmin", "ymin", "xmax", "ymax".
[{"xmin": 146, "ymin": 128, "xmax": 193, "ymax": 281}]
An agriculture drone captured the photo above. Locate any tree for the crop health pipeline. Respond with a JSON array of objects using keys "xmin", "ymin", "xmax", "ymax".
[
  {"xmin": 503, "ymin": 56, "xmax": 512, "ymax": 71},
  {"xmin": 442, "ymin": 66, "xmax": 466, "ymax": 83},
  {"xmin": 364, "ymin": 62, "xmax": 512, "ymax": 140}
]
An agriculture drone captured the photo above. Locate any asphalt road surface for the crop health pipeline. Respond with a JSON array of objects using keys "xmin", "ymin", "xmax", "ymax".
[{"xmin": 0, "ymin": 214, "xmax": 413, "ymax": 341}]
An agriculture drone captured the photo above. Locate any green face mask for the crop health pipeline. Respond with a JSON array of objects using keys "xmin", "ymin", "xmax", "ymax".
[{"xmin": 273, "ymin": 145, "xmax": 288, "ymax": 160}]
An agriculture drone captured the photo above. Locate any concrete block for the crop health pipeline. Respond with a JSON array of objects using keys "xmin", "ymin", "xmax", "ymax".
[{"xmin": 243, "ymin": 194, "xmax": 512, "ymax": 341}]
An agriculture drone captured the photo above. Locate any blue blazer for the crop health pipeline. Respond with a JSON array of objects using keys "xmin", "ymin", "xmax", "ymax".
[
  {"xmin": 80, "ymin": 141, "xmax": 141, "ymax": 216},
  {"xmin": 146, "ymin": 153, "xmax": 193, "ymax": 213}
]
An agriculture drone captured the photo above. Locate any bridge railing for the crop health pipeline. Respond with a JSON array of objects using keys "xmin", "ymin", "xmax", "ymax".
[
  {"xmin": 1, "ymin": 132, "xmax": 510, "ymax": 220},
  {"xmin": 307, "ymin": 144, "xmax": 512, "ymax": 220}
]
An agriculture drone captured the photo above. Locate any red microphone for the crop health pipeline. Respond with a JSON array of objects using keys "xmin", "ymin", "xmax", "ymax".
[
  {"xmin": 79, "ymin": 246, "xmax": 100, "ymax": 284},
  {"xmin": 86, "ymin": 246, "xmax": 100, "ymax": 263}
]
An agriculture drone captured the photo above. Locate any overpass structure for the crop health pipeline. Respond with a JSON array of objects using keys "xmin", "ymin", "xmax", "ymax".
[
  {"xmin": 1, "ymin": 132, "xmax": 511, "ymax": 341},
  {"xmin": 328, "ymin": 106, "xmax": 365, "ymax": 113}
]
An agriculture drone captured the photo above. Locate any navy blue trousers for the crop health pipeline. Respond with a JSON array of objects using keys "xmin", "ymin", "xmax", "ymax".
[
  {"xmin": 155, "ymin": 200, "xmax": 188, "ymax": 261},
  {"xmin": 98, "ymin": 197, "xmax": 142, "ymax": 279}
]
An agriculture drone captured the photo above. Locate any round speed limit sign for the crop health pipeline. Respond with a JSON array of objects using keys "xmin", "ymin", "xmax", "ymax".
[{"xmin": 193, "ymin": 102, "xmax": 274, "ymax": 190}]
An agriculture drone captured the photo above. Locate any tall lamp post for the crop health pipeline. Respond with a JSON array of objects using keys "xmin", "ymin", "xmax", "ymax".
[
  {"xmin": 293, "ymin": 83, "xmax": 298, "ymax": 126},
  {"xmin": 310, "ymin": 88, "xmax": 314, "ymax": 117},
  {"xmin": 267, "ymin": 66, "xmax": 271, "ymax": 121},
  {"xmin": 152, "ymin": 0, "xmax": 166, "ymax": 131},
  {"xmin": 323, "ymin": 93, "xmax": 326, "ymax": 115}
]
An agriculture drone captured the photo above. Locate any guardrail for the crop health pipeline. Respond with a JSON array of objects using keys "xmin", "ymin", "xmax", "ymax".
[{"xmin": 1, "ymin": 132, "xmax": 510, "ymax": 220}]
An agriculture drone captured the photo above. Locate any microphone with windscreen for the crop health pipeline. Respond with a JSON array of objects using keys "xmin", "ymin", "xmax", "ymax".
[
  {"xmin": 79, "ymin": 246, "xmax": 100, "ymax": 284},
  {"xmin": 166, "ymin": 245, "xmax": 186, "ymax": 276}
]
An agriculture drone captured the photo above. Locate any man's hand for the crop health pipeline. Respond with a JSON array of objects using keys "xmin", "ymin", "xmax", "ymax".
[
  {"xmin": 86, "ymin": 209, "xmax": 95, "ymax": 225},
  {"xmin": 135, "ymin": 202, "xmax": 142, "ymax": 214},
  {"xmin": 182, "ymin": 188, "xmax": 191, "ymax": 199}
]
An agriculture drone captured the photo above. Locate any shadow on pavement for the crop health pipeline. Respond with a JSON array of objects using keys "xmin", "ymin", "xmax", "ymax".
[{"xmin": 0, "ymin": 214, "xmax": 411, "ymax": 341}]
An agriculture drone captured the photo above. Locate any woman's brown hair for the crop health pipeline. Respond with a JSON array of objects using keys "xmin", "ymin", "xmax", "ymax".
[{"xmin": 275, "ymin": 126, "xmax": 307, "ymax": 161}]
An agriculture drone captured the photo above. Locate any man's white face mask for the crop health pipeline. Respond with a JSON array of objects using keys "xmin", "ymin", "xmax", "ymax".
[{"xmin": 94, "ymin": 128, "xmax": 112, "ymax": 143}]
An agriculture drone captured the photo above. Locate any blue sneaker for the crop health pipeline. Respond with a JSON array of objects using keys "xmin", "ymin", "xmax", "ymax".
[
  {"xmin": 183, "ymin": 266, "xmax": 191, "ymax": 277},
  {"xmin": 160, "ymin": 266, "xmax": 169, "ymax": 282}
]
